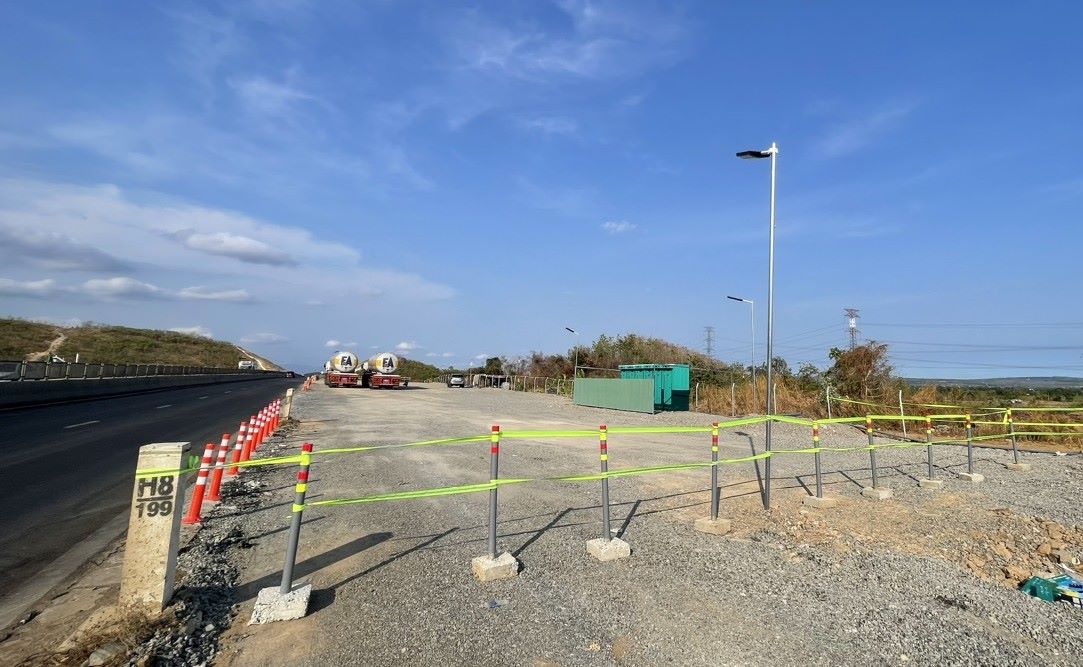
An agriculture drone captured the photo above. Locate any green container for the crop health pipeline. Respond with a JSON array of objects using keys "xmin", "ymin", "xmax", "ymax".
[
  {"xmin": 618, "ymin": 364, "xmax": 690, "ymax": 411},
  {"xmin": 573, "ymin": 378, "xmax": 655, "ymax": 413}
]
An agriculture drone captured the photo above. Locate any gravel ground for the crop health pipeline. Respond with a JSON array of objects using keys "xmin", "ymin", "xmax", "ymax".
[{"xmin": 204, "ymin": 384, "xmax": 1083, "ymax": 666}]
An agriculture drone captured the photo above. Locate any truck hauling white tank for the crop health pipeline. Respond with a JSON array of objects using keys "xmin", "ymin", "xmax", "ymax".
[
  {"xmin": 362, "ymin": 352, "xmax": 402, "ymax": 388},
  {"xmin": 324, "ymin": 351, "xmax": 361, "ymax": 387},
  {"xmin": 323, "ymin": 351, "xmax": 403, "ymax": 389}
]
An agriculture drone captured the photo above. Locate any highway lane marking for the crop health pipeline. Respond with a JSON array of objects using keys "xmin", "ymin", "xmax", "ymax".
[
  {"xmin": 156, "ymin": 404, "xmax": 172, "ymax": 409},
  {"xmin": 63, "ymin": 420, "xmax": 100, "ymax": 430},
  {"xmin": 199, "ymin": 395, "xmax": 209, "ymax": 400}
]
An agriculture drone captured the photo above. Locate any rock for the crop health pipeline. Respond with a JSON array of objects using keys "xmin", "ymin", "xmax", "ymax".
[
  {"xmin": 85, "ymin": 641, "xmax": 125, "ymax": 667},
  {"xmin": 992, "ymin": 543, "xmax": 1012, "ymax": 560},
  {"xmin": 1037, "ymin": 543, "xmax": 1053, "ymax": 556},
  {"xmin": 1003, "ymin": 565, "xmax": 1030, "ymax": 582}
]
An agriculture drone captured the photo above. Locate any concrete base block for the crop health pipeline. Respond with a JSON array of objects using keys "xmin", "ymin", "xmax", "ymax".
[
  {"xmin": 693, "ymin": 517, "xmax": 732, "ymax": 535},
  {"xmin": 249, "ymin": 583, "xmax": 311, "ymax": 624},
  {"xmin": 918, "ymin": 478, "xmax": 944, "ymax": 489},
  {"xmin": 586, "ymin": 537, "xmax": 631, "ymax": 562},
  {"xmin": 471, "ymin": 552, "xmax": 520, "ymax": 582},
  {"xmin": 1005, "ymin": 462, "xmax": 1032, "ymax": 472},
  {"xmin": 802, "ymin": 495, "xmax": 838, "ymax": 509},
  {"xmin": 958, "ymin": 472, "xmax": 984, "ymax": 483},
  {"xmin": 861, "ymin": 486, "xmax": 893, "ymax": 500}
]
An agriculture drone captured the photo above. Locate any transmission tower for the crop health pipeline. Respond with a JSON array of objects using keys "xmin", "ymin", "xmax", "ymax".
[
  {"xmin": 704, "ymin": 326, "xmax": 715, "ymax": 359},
  {"xmin": 844, "ymin": 308, "xmax": 860, "ymax": 349}
]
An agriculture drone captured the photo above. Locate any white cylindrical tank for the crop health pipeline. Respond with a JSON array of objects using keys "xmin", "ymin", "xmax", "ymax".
[
  {"xmin": 328, "ymin": 352, "xmax": 359, "ymax": 373},
  {"xmin": 367, "ymin": 352, "xmax": 399, "ymax": 374}
]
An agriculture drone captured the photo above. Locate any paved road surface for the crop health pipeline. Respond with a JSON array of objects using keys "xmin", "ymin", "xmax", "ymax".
[{"xmin": 0, "ymin": 377, "xmax": 298, "ymax": 628}]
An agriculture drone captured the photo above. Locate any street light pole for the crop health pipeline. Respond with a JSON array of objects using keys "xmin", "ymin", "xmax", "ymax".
[
  {"xmin": 565, "ymin": 327, "xmax": 579, "ymax": 378},
  {"xmin": 726, "ymin": 295, "xmax": 757, "ymax": 411},
  {"xmin": 737, "ymin": 141, "xmax": 778, "ymax": 510}
]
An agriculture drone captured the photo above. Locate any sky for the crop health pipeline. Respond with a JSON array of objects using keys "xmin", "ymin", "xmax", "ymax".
[{"xmin": 1, "ymin": 1, "xmax": 1081, "ymax": 377}]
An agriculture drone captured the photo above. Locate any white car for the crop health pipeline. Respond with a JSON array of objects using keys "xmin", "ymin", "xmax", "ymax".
[{"xmin": 447, "ymin": 374, "xmax": 465, "ymax": 388}]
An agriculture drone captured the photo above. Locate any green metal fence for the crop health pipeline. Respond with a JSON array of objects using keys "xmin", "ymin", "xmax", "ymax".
[{"xmin": 572, "ymin": 378, "xmax": 655, "ymax": 413}]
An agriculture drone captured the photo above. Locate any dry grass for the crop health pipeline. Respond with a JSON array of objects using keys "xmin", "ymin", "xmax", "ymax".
[
  {"xmin": 0, "ymin": 318, "xmax": 278, "ymax": 367},
  {"xmin": 0, "ymin": 318, "xmax": 59, "ymax": 360}
]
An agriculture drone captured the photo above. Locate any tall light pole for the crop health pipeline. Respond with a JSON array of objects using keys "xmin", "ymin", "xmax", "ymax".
[
  {"xmin": 726, "ymin": 295, "xmax": 757, "ymax": 410},
  {"xmin": 737, "ymin": 141, "xmax": 778, "ymax": 510},
  {"xmin": 565, "ymin": 327, "xmax": 580, "ymax": 378}
]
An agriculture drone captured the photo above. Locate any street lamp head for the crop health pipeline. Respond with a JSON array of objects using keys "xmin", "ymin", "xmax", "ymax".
[
  {"xmin": 736, "ymin": 143, "xmax": 778, "ymax": 159},
  {"xmin": 726, "ymin": 295, "xmax": 744, "ymax": 302},
  {"xmin": 565, "ymin": 327, "xmax": 576, "ymax": 334}
]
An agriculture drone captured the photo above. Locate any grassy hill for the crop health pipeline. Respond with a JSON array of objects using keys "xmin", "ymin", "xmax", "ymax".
[
  {"xmin": 0, "ymin": 318, "xmax": 282, "ymax": 369},
  {"xmin": 397, "ymin": 357, "xmax": 443, "ymax": 381}
]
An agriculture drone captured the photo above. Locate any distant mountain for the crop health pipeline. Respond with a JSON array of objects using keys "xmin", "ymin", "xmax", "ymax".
[{"xmin": 905, "ymin": 376, "xmax": 1083, "ymax": 389}]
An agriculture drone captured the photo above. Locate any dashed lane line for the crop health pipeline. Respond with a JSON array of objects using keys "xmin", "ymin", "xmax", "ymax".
[
  {"xmin": 156, "ymin": 404, "xmax": 172, "ymax": 409},
  {"xmin": 63, "ymin": 420, "xmax": 100, "ymax": 429}
]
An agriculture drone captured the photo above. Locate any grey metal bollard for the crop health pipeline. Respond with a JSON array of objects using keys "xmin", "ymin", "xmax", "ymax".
[
  {"xmin": 280, "ymin": 443, "xmax": 313, "ymax": 594},
  {"xmin": 965, "ymin": 416, "xmax": 974, "ymax": 475},
  {"xmin": 1008, "ymin": 409, "xmax": 1020, "ymax": 464},
  {"xmin": 926, "ymin": 417, "xmax": 935, "ymax": 479},
  {"xmin": 599, "ymin": 425, "xmax": 612, "ymax": 540},
  {"xmin": 487, "ymin": 425, "xmax": 500, "ymax": 558},
  {"xmin": 813, "ymin": 423, "xmax": 824, "ymax": 498},
  {"xmin": 710, "ymin": 422, "xmax": 720, "ymax": 520},
  {"xmin": 867, "ymin": 417, "xmax": 879, "ymax": 488}
]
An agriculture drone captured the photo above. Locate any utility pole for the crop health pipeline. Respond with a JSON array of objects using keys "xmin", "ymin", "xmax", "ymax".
[
  {"xmin": 844, "ymin": 308, "xmax": 860, "ymax": 349},
  {"xmin": 704, "ymin": 326, "xmax": 715, "ymax": 359}
]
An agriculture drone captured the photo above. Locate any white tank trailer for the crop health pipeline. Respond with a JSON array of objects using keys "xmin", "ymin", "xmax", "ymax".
[
  {"xmin": 324, "ymin": 351, "xmax": 361, "ymax": 387},
  {"xmin": 363, "ymin": 352, "xmax": 402, "ymax": 388}
]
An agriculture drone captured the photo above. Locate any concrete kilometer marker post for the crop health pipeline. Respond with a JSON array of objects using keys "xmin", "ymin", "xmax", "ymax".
[{"xmin": 119, "ymin": 442, "xmax": 189, "ymax": 612}]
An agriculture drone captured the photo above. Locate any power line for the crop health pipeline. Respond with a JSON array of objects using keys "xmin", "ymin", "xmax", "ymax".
[{"xmin": 864, "ymin": 322, "xmax": 1083, "ymax": 329}]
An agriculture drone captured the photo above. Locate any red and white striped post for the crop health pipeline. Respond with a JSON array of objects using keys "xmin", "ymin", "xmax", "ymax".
[
  {"xmin": 253, "ymin": 410, "xmax": 266, "ymax": 450},
  {"xmin": 228, "ymin": 421, "xmax": 248, "ymax": 476},
  {"xmin": 182, "ymin": 442, "xmax": 216, "ymax": 525},
  {"xmin": 241, "ymin": 415, "xmax": 258, "ymax": 462},
  {"xmin": 271, "ymin": 400, "xmax": 280, "ymax": 431},
  {"xmin": 206, "ymin": 433, "xmax": 231, "ymax": 502}
]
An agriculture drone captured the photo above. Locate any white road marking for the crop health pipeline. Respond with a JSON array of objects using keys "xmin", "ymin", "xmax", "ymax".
[
  {"xmin": 156, "ymin": 404, "xmax": 172, "ymax": 409},
  {"xmin": 199, "ymin": 395, "xmax": 209, "ymax": 400},
  {"xmin": 224, "ymin": 390, "xmax": 232, "ymax": 394},
  {"xmin": 64, "ymin": 420, "xmax": 100, "ymax": 429}
]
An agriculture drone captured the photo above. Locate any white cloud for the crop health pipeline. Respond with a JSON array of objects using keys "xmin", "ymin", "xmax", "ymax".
[
  {"xmin": 474, "ymin": 353, "xmax": 491, "ymax": 360},
  {"xmin": 0, "ymin": 223, "xmax": 129, "ymax": 272},
  {"xmin": 240, "ymin": 332, "xmax": 288, "ymax": 344},
  {"xmin": 171, "ymin": 229, "xmax": 297, "ymax": 266},
  {"xmin": 0, "ymin": 179, "xmax": 455, "ymax": 303},
  {"xmin": 177, "ymin": 286, "xmax": 253, "ymax": 302},
  {"xmin": 170, "ymin": 325, "xmax": 214, "ymax": 338},
  {"xmin": 517, "ymin": 116, "xmax": 578, "ymax": 135},
  {"xmin": 0, "ymin": 278, "xmax": 58, "ymax": 298},
  {"xmin": 230, "ymin": 74, "xmax": 320, "ymax": 120},
  {"xmin": 602, "ymin": 220, "xmax": 636, "ymax": 234},
  {"xmin": 816, "ymin": 100, "xmax": 919, "ymax": 158},
  {"xmin": 82, "ymin": 277, "xmax": 166, "ymax": 300},
  {"xmin": 395, "ymin": 341, "xmax": 420, "ymax": 352},
  {"xmin": 325, "ymin": 339, "xmax": 341, "ymax": 348}
]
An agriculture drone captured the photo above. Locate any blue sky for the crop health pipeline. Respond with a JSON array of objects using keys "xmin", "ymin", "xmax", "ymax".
[{"xmin": 1, "ymin": 1, "xmax": 1081, "ymax": 377}]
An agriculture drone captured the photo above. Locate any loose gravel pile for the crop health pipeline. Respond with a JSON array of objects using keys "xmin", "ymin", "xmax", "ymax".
[{"xmin": 197, "ymin": 385, "xmax": 1083, "ymax": 666}]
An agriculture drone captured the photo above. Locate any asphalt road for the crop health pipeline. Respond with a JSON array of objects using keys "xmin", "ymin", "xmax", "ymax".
[{"xmin": 0, "ymin": 377, "xmax": 298, "ymax": 626}]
